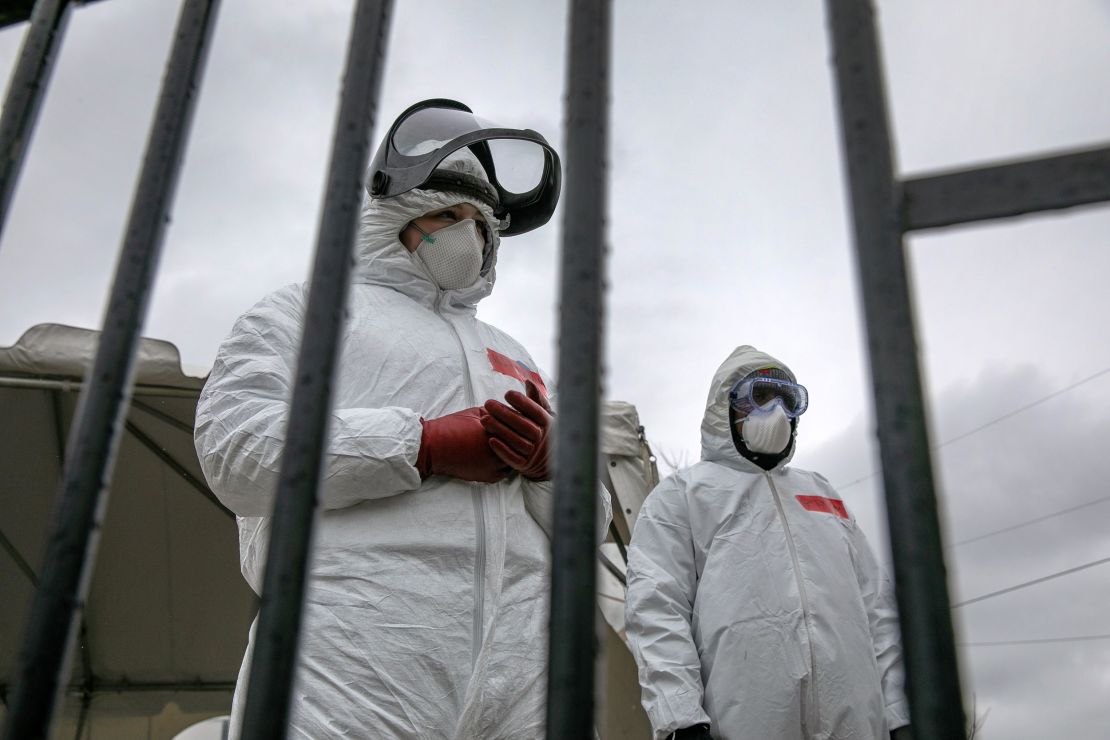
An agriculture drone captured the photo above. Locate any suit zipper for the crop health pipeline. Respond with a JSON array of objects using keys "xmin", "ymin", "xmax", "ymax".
[
  {"xmin": 434, "ymin": 291, "xmax": 486, "ymax": 669},
  {"xmin": 766, "ymin": 473, "xmax": 820, "ymax": 735}
]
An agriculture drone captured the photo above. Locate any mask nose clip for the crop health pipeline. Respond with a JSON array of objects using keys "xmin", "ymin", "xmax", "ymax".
[{"xmin": 411, "ymin": 221, "xmax": 436, "ymax": 244}]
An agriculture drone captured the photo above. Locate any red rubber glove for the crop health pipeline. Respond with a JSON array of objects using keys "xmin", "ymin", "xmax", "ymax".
[
  {"xmin": 416, "ymin": 407, "xmax": 510, "ymax": 483},
  {"xmin": 481, "ymin": 380, "xmax": 553, "ymax": 481}
]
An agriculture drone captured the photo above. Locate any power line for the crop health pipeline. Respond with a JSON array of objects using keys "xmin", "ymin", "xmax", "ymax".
[
  {"xmin": 952, "ymin": 555, "xmax": 1110, "ymax": 608},
  {"xmin": 835, "ymin": 365, "xmax": 1110, "ymax": 493},
  {"xmin": 960, "ymin": 633, "xmax": 1110, "ymax": 647},
  {"xmin": 937, "ymin": 366, "xmax": 1110, "ymax": 451},
  {"xmin": 946, "ymin": 493, "xmax": 1110, "ymax": 548}
]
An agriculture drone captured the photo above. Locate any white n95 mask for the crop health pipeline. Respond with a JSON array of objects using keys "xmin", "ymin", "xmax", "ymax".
[
  {"xmin": 741, "ymin": 403, "xmax": 793, "ymax": 454},
  {"xmin": 412, "ymin": 219, "xmax": 486, "ymax": 290}
]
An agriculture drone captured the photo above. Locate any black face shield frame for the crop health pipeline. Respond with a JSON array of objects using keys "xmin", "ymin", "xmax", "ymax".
[{"xmin": 366, "ymin": 99, "xmax": 562, "ymax": 237}]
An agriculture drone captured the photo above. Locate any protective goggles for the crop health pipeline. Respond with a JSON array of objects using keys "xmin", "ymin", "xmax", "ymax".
[
  {"xmin": 728, "ymin": 376, "xmax": 809, "ymax": 418},
  {"xmin": 367, "ymin": 99, "xmax": 561, "ymax": 237}
]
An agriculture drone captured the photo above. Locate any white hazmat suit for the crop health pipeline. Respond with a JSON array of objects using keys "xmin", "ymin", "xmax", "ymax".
[
  {"xmin": 625, "ymin": 346, "xmax": 909, "ymax": 739},
  {"xmin": 195, "ymin": 155, "xmax": 606, "ymax": 739}
]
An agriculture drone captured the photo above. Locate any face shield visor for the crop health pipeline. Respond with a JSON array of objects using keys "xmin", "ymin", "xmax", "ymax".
[
  {"xmin": 728, "ymin": 374, "xmax": 809, "ymax": 420},
  {"xmin": 367, "ymin": 99, "xmax": 561, "ymax": 237}
]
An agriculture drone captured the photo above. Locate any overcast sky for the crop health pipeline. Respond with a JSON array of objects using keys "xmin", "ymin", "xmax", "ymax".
[{"xmin": 1, "ymin": 1, "xmax": 1108, "ymax": 737}]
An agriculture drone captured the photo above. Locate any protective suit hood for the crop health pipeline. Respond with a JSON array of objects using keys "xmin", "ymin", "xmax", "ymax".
[
  {"xmin": 354, "ymin": 149, "xmax": 507, "ymax": 313},
  {"xmin": 700, "ymin": 344, "xmax": 798, "ymax": 471}
]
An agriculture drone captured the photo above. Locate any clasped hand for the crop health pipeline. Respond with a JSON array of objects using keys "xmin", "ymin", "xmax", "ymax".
[
  {"xmin": 416, "ymin": 380, "xmax": 553, "ymax": 483},
  {"xmin": 481, "ymin": 379, "xmax": 553, "ymax": 481}
]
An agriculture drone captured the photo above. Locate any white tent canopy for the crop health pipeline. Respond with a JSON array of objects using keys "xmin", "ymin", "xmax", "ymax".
[{"xmin": 0, "ymin": 325, "xmax": 254, "ymax": 739}]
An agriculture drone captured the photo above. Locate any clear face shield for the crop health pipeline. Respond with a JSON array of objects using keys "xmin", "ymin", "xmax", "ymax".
[{"xmin": 367, "ymin": 99, "xmax": 561, "ymax": 236}]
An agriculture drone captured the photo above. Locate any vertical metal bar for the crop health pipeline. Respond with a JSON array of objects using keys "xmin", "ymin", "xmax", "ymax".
[
  {"xmin": 546, "ymin": 0, "xmax": 612, "ymax": 737},
  {"xmin": 825, "ymin": 1, "xmax": 966, "ymax": 737},
  {"xmin": 1, "ymin": 2, "xmax": 221, "ymax": 737},
  {"xmin": 237, "ymin": 2, "xmax": 393, "ymax": 738},
  {"xmin": 0, "ymin": 0, "xmax": 73, "ymax": 243}
]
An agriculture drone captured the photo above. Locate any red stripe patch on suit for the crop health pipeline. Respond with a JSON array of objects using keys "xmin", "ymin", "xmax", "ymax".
[
  {"xmin": 486, "ymin": 348, "xmax": 548, "ymax": 397},
  {"xmin": 796, "ymin": 495, "xmax": 849, "ymax": 519}
]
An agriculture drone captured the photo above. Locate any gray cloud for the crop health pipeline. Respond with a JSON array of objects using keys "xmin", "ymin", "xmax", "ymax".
[{"xmin": 803, "ymin": 363, "xmax": 1110, "ymax": 739}]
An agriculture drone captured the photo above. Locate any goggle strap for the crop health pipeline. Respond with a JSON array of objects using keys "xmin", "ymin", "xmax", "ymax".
[{"xmin": 422, "ymin": 170, "xmax": 500, "ymax": 210}]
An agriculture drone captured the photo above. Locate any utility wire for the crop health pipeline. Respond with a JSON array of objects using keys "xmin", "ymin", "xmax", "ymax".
[
  {"xmin": 952, "ymin": 555, "xmax": 1110, "ymax": 608},
  {"xmin": 836, "ymin": 365, "xmax": 1110, "ymax": 493},
  {"xmin": 938, "ymin": 366, "xmax": 1110, "ymax": 450},
  {"xmin": 960, "ymin": 633, "xmax": 1110, "ymax": 647},
  {"xmin": 946, "ymin": 493, "xmax": 1110, "ymax": 548}
]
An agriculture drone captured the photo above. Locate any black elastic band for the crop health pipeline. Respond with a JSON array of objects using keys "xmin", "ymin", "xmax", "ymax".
[{"xmin": 421, "ymin": 170, "xmax": 499, "ymax": 209}]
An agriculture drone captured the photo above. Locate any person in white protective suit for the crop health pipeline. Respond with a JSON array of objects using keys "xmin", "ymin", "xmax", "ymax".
[
  {"xmin": 624, "ymin": 346, "xmax": 911, "ymax": 740},
  {"xmin": 195, "ymin": 101, "xmax": 608, "ymax": 739}
]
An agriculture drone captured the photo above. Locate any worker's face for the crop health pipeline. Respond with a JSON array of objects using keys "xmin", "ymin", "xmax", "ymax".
[{"xmin": 400, "ymin": 202, "xmax": 488, "ymax": 252}]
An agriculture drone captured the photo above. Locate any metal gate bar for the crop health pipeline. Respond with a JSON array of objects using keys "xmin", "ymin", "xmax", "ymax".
[
  {"xmin": 546, "ymin": 0, "xmax": 612, "ymax": 737},
  {"xmin": 237, "ymin": 2, "xmax": 393, "ymax": 738},
  {"xmin": 0, "ymin": 0, "xmax": 74, "ymax": 242},
  {"xmin": 1, "ymin": 1, "xmax": 221, "ymax": 737},
  {"xmin": 824, "ymin": 1, "xmax": 967, "ymax": 737}
]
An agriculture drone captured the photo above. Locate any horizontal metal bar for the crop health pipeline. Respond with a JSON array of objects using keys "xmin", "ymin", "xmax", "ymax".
[
  {"xmin": 904, "ymin": 144, "xmax": 1110, "ymax": 232},
  {"xmin": 1, "ymin": 2, "xmax": 221, "ymax": 737},
  {"xmin": 0, "ymin": 1, "xmax": 38, "ymax": 28},
  {"xmin": 0, "ymin": 376, "xmax": 200, "ymax": 398},
  {"xmin": 0, "ymin": 0, "xmax": 104, "ymax": 30},
  {"xmin": 0, "ymin": 0, "xmax": 74, "ymax": 242},
  {"xmin": 238, "ymin": 2, "xmax": 393, "ymax": 738}
]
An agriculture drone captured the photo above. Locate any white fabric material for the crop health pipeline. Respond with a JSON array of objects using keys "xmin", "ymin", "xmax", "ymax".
[
  {"xmin": 195, "ymin": 150, "xmax": 609, "ymax": 739},
  {"xmin": 601, "ymin": 400, "xmax": 646, "ymax": 457},
  {"xmin": 740, "ymin": 402, "xmax": 793, "ymax": 454},
  {"xmin": 625, "ymin": 346, "xmax": 909, "ymax": 740},
  {"xmin": 414, "ymin": 218, "xmax": 486, "ymax": 290},
  {"xmin": 0, "ymin": 323, "xmax": 203, "ymax": 389}
]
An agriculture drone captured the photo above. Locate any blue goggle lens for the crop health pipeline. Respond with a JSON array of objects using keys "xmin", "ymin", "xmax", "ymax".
[{"xmin": 729, "ymin": 376, "xmax": 809, "ymax": 418}]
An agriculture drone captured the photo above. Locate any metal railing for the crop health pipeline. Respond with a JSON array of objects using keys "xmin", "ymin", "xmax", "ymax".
[{"xmin": 2, "ymin": 0, "xmax": 1106, "ymax": 737}]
